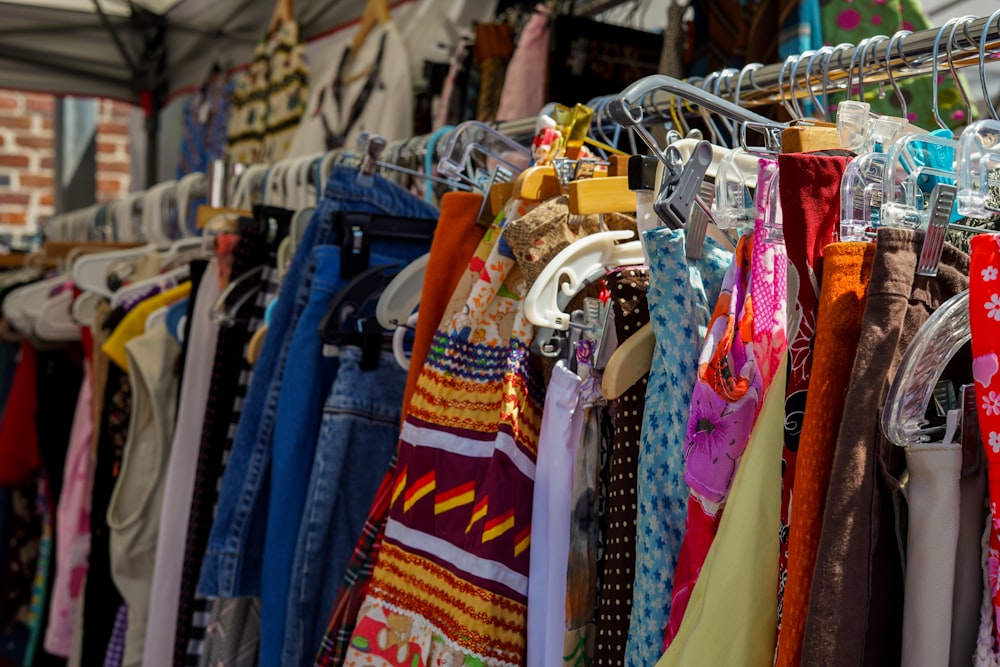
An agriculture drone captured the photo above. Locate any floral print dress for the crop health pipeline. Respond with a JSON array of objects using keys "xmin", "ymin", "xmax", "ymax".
[{"xmin": 971, "ymin": 235, "xmax": 1000, "ymax": 649}]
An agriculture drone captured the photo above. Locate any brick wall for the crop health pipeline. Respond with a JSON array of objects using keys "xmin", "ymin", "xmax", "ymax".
[{"xmin": 0, "ymin": 90, "xmax": 133, "ymax": 237}]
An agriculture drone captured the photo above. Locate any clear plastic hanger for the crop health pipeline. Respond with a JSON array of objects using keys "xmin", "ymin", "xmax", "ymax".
[
  {"xmin": 957, "ymin": 120, "xmax": 1000, "ymax": 218},
  {"xmin": 436, "ymin": 120, "xmax": 532, "ymax": 190},
  {"xmin": 839, "ymin": 152, "xmax": 890, "ymax": 241},
  {"xmin": 355, "ymin": 133, "xmax": 475, "ymax": 190},
  {"xmin": 883, "ymin": 289, "xmax": 970, "ymax": 448}
]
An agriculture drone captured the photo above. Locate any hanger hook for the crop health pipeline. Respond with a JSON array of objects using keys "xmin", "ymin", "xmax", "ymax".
[
  {"xmin": 863, "ymin": 35, "xmax": 888, "ymax": 104},
  {"xmin": 946, "ymin": 15, "xmax": 978, "ymax": 127},
  {"xmin": 826, "ymin": 43, "xmax": 854, "ymax": 116},
  {"xmin": 593, "ymin": 97, "xmax": 615, "ymax": 150},
  {"xmin": 778, "ymin": 55, "xmax": 798, "ymax": 119},
  {"xmin": 714, "ymin": 68, "xmax": 739, "ymax": 141},
  {"xmin": 846, "ymin": 37, "xmax": 872, "ymax": 104},
  {"xmin": 884, "ymin": 29, "xmax": 912, "ymax": 120},
  {"xmin": 805, "ymin": 47, "xmax": 832, "ymax": 121},
  {"xmin": 981, "ymin": 10, "xmax": 1000, "ymax": 121},
  {"xmin": 734, "ymin": 62, "xmax": 764, "ymax": 109},
  {"xmin": 672, "ymin": 80, "xmax": 692, "ymax": 136},
  {"xmin": 698, "ymin": 73, "xmax": 725, "ymax": 144},
  {"xmin": 931, "ymin": 17, "xmax": 961, "ymax": 131},
  {"xmin": 790, "ymin": 51, "xmax": 814, "ymax": 119}
]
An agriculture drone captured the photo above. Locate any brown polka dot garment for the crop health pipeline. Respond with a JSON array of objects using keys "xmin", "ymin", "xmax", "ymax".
[{"xmin": 594, "ymin": 268, "xmax": 650, "ymax": 666}]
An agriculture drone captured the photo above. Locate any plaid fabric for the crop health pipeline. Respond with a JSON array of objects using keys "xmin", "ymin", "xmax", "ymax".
[
  {"xmin": 312, "ymin": 453, "xmax": 396, "ymax": 667},
  {"xmin": 174, "ymin": 223, "xmax": 278, "ymax": 667},
  {"xmin": 102, "ymin": 604, "xmax": 128, "ymax": 667},
  {"xmin": 198, "ymin": 598, "xmax": 260, "ymax": 667}
]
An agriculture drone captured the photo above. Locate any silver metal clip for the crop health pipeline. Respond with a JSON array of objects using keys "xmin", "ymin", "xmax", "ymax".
[
  {"xmin": 356, "ymin": 135, "xmax": 387, "ymax": 187},
  {"xmin": 655, "ymin": 140, "xmax": 713, "ymax": 230},
  {"xmin": 916, "ymin": 183, "xmax": 955, "ymax": 277}
]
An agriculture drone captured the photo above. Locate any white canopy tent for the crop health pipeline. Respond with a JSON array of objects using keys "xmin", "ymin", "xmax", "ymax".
[{"xmin": 0, "ymin": 0, "xmax": 426, "ymax": 103}]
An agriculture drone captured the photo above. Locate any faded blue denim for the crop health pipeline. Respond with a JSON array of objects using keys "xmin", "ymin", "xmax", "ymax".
[
  {"xmin": 281, "ymin": 346, "xmax": 406, "ymax": 667},
  {"xmin": 198, "ymin": 166, "xmax": 437, "ymax": 601}
]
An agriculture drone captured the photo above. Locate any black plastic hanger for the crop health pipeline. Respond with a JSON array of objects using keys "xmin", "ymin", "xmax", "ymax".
[{"xmin": 318, "ymin": 263, "xmax": 402, "ymax": 369}]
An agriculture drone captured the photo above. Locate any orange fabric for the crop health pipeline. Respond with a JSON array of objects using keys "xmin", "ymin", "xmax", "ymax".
[
  {"xmin": 401, "ymin": 192, "xmax": 486, "ymax": 418},
  {"xmin": 775, "ymin": 241, "xmax": 875, "ymax": 667}
]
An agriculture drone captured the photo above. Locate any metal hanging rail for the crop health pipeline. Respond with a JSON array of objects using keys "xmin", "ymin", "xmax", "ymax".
[
  {"xmin": 42, "ymin": 14, "xmax": 1000, "ymax": 242},
  {"xmin": 715, "ymin": 14, "xmax": 1000, "ymax": 108}
]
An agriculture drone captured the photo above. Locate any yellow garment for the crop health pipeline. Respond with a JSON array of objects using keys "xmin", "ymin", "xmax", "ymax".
[
  {"xmin": 657, "ymin": 357, "xmax": 786, "ymax": 667},
  {"xmin": 102, "ymin": 283, "xmax": 191, "ymax": 372}
]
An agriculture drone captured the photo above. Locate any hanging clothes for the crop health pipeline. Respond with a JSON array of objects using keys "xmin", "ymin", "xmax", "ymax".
[
  {"xmin": 802, "ymin": 229, "xmax": 971, "ymax": 666},
  {"xmin": 225, "ymin": 20, "xmax": 308, "ymax": 164},
  {"xmin": 288, "ymin": 21, "xmax": 413, "ymax": 156},
  {"xmin": 625, "ymin": 228, "xmax": 731, "ymax": 667}
]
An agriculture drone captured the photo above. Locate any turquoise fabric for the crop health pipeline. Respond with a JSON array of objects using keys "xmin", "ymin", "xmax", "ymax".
[{"xmin": 624, "ymin": 229, "xmax": 731, "ymax": 667}]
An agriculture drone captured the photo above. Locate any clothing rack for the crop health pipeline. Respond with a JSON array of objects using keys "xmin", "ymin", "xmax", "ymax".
[
  {"xmin": 39, "ymin": 14, "xmax": 1000, "ymax": 244},
  {"xmin": 721, "ymin": 14, "xmax": 1000, "ymax": 108}
]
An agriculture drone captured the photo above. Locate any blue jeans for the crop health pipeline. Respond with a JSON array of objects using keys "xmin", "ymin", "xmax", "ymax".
[
  {"xmin": 281, "ymin": 346, "xmax": 406, "ymax": 667},
  {"xmin": 198, "ymin": 167, "xmax": 437, "ymax": 600}
]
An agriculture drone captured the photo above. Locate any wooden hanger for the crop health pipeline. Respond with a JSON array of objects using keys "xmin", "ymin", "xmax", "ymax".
[
  {"xmin": 351, "ymin": 0, "xmax": 390, "ymax": 56},
  {"xmin": 568, "ymin": 177, "xmax": 636, "ymax": 215},
  {"xmin": 268, "ymin": 0, "xmax": 293, "ymax": 35},
  {"xmin": 512, "ymin": 165, "xmax": 561, "ymax": 201},
  {"xmin": 601, "ymin": 322, "xmax": 654, "ymax": 400}
]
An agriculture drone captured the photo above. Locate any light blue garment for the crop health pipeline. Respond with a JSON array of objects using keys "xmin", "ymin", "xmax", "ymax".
[
  {"xmin": 624, "ymin": 228, "xmax": 731, "ymax": 667},
  {"xmin": 281, "ymin": 346, "xmax": 406, "ymax": 667}
]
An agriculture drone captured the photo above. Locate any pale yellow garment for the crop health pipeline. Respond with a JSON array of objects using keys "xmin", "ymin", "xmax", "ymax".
[
  {"xmin": 101, "ymin": 283, "xmax": 190, "ymax": 372},
  {"xmin": 656, "ymin": 356, "xmax": 786, "ymax": 667}
]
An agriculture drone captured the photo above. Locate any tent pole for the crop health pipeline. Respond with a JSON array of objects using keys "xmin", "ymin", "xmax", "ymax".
[
  {"xmin": 146, "ymin": 94, "xmax": 159, "ymax": 188},
  {"xmin": 91, "ymin": 0, "xmax": 138, "ymax": 77},
  {"xmin": 138, "ymin": 9, "xmax": 167, "ymax": 188}
]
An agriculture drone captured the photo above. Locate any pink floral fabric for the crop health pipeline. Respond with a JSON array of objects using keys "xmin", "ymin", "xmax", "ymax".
[
  {"xmin": 750, "ymin": 160, "xmax": 788, "ymax": 392},
  {"xmin": 664, "ymin": 162, "xmax": 787, "ymax": 649},
  {"xmin": 664, "ymin": 232, "xmax": 760, "ymax": 648},
  {"xmin": 970, "ymin": 234, "xmax": 1000, "ymax": 643}
]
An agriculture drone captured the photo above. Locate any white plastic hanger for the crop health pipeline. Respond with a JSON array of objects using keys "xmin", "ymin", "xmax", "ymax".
[
  {"xmin": 34, "ymin": 289, "xmax": 80, "ymax": 342},
  {"xmin": 392, "ymin": 311, "xmax": 419, "ymax": 370},
  {"xmin": 111, "ymin": 192, "xmax": 144, "ymax": 242},
  {"xmin": 524, "ymin": 230, "xmax": 645, "ymax": 330},
  {"xmin": 144, "ymin": 304, "xmax": 169, "ymax": 333},
  {"xmin": 71, "ymin": 290, "xmax": 106, "ymax": 327},
  {"xmin": 72, "ymin": 245, "xmax": 155, "ymax": 298},
  {"xmin": 3, "ymin": 274, "xmax": 71, "ymax": 336},
  {"xmin": 283, "ymin": 154, "xmax": 322, "ymax": 209},
  {"xmin": 141, "ymin": 180, "xmax": 179, "ymax": 244},
  {"xmin": 176, "ymin": 172, "xmax": 208, "ymax": 238},
  {"xmin": 109, "ymin": 264, "xmax": 189, "ymax": 310},
  {"xmin": 376, "ymin": 253, "xmax": 429, "ymax": 329},
  {"xmin": 71, "ymin": 235, "xmax": 203, "ymax": 298}
]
